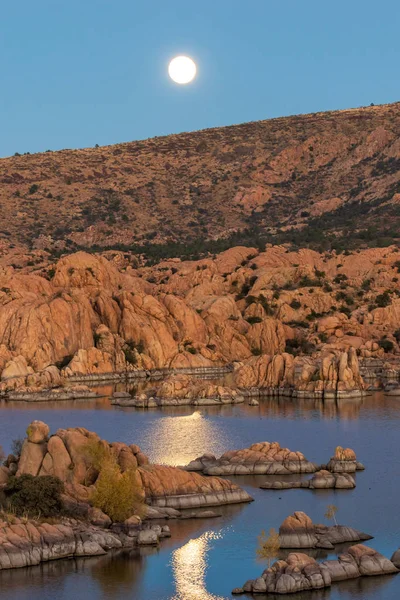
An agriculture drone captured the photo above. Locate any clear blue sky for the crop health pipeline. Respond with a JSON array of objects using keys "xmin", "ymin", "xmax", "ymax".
[{"xmin": 1, "ymin": 0, "xmax": 399, "ymax": 157}]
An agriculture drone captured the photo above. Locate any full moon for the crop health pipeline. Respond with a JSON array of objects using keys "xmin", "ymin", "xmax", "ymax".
[{"xmin": 168, "ymin": 56, "xmax": 197, "ymax": 84}]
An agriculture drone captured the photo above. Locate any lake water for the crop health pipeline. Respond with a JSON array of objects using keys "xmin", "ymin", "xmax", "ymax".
[{"xmin": 0, "ymin": 391, "xmax": 399, "ymax": 599}]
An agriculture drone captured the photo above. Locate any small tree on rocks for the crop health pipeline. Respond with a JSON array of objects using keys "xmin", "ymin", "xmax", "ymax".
[
  {"xmin": 82, "ymin": 439, "xmax": 144, "ymax": 522},
  {"xmin": 256, "ymin": 528, "xmax": 280, "ymax": 568},
  {"xmin": 325, "ymin": 504, "xmax": 338, "ymax": 526}
]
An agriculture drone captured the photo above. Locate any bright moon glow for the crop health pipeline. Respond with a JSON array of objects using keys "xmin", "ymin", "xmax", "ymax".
[{"xmin": 168, "ymin": 56, "xmax": 197, "ymax": 84}]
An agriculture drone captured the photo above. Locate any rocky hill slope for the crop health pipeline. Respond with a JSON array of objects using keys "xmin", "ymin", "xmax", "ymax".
[
  {"xmin": 0, "ymin": 245, "xmax": 399, "ymax": 391},
  {"xmin": 1, "ymin": 102, "xmax": 400, "ymax": 266}
]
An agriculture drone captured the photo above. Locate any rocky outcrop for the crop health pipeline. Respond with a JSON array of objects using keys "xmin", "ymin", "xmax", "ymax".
[
  {"xmin": 278, "ymin": 511, "xmax": 372, "ymax": 549},
  {"xmin": 234, "ymin": 545, "xmax": 398, "ymax": 595},
  {"xmin": 322, "ymin": 544, "xmax": 398, "ymax": 580},
  {"xmin": 260, "ymin": 470, "xmax": 356, "ymax": 490},
  {"xmin": 325, "ymin": 446, "xmax": 365, "ymax": 473},
  {"xmin": 111, "ymin": 373, "xmax": 244, "ymax": 407},
  {"xmin": 184, "ymin": 442, "xmax": 318, "ymax": 476},
  {"xmin": 13, "ymin": 421, "xmax": 253, "ymax": 515},
  {"xmin": 295, "ymin": 349, "xmax": 366, "ymax": 399},
  {"xmin": 234, "ymin": 353, "xmax": 294, "ymax": 389},
  {"xmin": 391, "ymin": 548, "xmax": 400, "ymax": 568},
  {"xmin": 236, "ymin": 552, "xmax": 331, "ymax": 595},
  {"xmin": 0, "ymin": 514, "xmax": 170, "ymax": 571}
]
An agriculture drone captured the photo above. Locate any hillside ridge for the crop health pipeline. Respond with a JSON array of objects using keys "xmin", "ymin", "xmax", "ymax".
[{"xmin": 1, "ymin": 101, "xmax": 400, "ymax": 267}]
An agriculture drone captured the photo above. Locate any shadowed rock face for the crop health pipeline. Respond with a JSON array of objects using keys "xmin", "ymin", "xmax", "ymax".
[
  {"xmin": 278, "ymin": 511, "xmax": 372, "ymax": 549},
  {"xmin": 234, "ymin": 545, "xmax": 398, "ymax": 595},
  {"xmin": 12, "ymin": 421, "xmax": 253, "ymax": 514}
]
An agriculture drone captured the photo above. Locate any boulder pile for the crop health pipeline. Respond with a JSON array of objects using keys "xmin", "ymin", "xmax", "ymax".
[
  {"xmin": 111, "ymin": 373, "xmax": 244, "ymax": 407},
  {"xmin": 234, "ymin": 545, "xmax": 398, "ymax": 595},
  {"xmin": 278, "ymin": 511, "xmax": 372, "ymax": 549}
]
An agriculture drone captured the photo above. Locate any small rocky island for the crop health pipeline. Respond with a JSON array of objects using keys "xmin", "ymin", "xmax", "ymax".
[
  {"xmin": 111, "ymin": 373, "xmax": 244, "ymax": 407},
  {"xmin": 278, "ymin": 511, "xmax": 372, "ymax": 549},
  {"xmin": 183, "ymin": 443, "xmax": 364, "ymax": 486},
  {"xmin": 233, "ymin": 545, "xmax": 398, "ymax": 595}
]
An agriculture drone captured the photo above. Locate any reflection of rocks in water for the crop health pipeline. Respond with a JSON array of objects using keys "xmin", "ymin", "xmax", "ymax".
[
  {"xmin": 334, "ymin": 570, "xmax": 397, "ymax": 598},
  {"xmin": 90, "ymin": 549, "xmax": 145, "ymax": 598},
  {"xmin": 253, "ymin": 395, "xmax": 365, "ymax": 421},
  {"xmin": 171, "ymin": 531, "xmax": 226, "ymax": 600},
  {"xmin": 242, "ymin": 588, "xmax": 332, "ymax": 600},
  {"xmin": 0, "ymin": 551, "xmax": 146, "ymax": 600}
]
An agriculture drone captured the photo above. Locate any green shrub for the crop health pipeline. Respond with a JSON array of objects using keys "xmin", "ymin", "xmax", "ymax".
[
  {"xmin": 290, "ymin": 300, "xmax": 301, "ymax": 310},
  {"xmin": 91, "ymin": 458, "xmax": 143, "ymax": 522},
  {"xmin": 338, "ymin": 305, "xmax": 352, "ymax": 317},
  {"xmin": 3, "ymin": 475, "xmax": 64, "ymax": 517},
  {"xmin": 375, "ymin": 291, "xmax": 391, "ymax": 308},
  {"xmin": 287, "ymin": 320, "xmax": 309, "ymax": 329},
  {"xmin": 28, "ymin": 184, "xmax": 39, "ymax": 195},
  {"xmin": 123, "ymin": 347, "xmax": 137, "ymax": 365},
  {"xmin": 251, "ymin": 347, "xmax": 261, "ymax": 356},
  {"xmin": 379, "ymin": 338, "xmax": 394, "ymax": 353}
]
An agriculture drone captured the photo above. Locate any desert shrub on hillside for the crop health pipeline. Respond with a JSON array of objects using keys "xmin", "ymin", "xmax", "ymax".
[
  {"xmin": 379, "ymin": 338, "xmax": 394, "ymax": 353},
  {"xmin": 3, "ymin": 475, "xmax": 64, "ymax": 517},
  {"xmin": 289, "ymin": 299, "xmax": 301, "ymax": 310},
  {"xmin": 375, "ymin": 291, "xmax": 391, "ymax": 308}
]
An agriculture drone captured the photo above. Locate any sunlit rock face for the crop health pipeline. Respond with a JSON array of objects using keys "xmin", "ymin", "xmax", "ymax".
[{"xmin": 0, "ymin": 243, "xmax": 399, "ymax": 392}]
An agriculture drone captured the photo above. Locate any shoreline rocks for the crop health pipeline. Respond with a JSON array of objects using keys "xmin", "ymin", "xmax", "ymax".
[
  {"xmin": 6, "ymin": 385, "xmax": 99, "ymax": 403},
  {"xmin": 0, "ymin": 514, "xmax": 170, "ymax": 571}
]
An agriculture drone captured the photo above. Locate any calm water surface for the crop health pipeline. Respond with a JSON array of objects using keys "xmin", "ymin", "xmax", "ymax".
[{"xmin": 0, "ymin": 391, "xmax": 399, "ymax": 599}]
